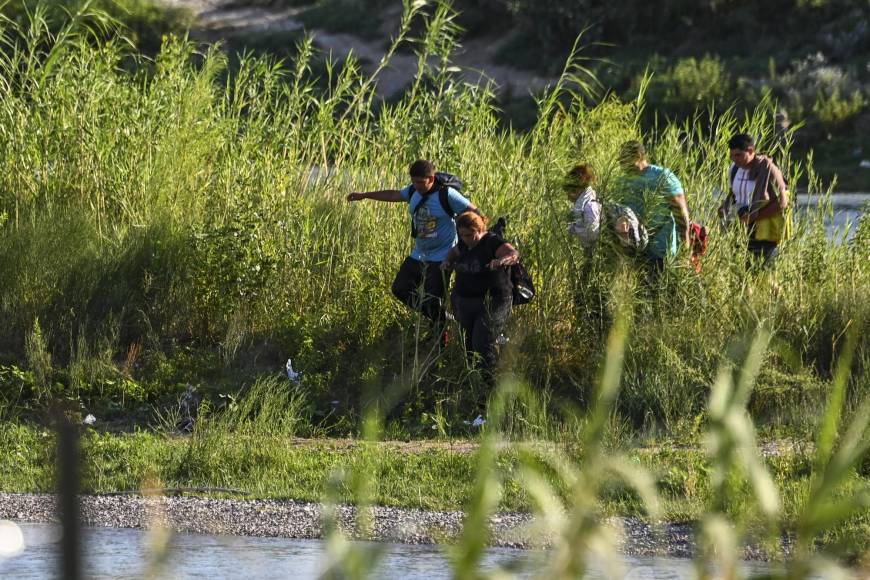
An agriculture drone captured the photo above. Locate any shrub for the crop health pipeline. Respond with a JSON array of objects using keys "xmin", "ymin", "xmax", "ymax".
[
  {"xmin": 813, "ymin": 87, "xmax": 866, "ymax": 132},
  {"xmin": 643, "ymin": 55, "xmax": 732, "ymax": 118}
]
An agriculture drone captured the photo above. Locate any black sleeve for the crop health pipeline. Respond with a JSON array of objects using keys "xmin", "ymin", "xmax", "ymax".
[{"xmin": 484, "ymin": 233, "xmax": 507, "ymax": 257}]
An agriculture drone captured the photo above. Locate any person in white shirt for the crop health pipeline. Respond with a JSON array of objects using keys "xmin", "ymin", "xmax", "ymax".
[
  {"xmin": 718, "ymin": 134, "xmax": 791, "ymax": 267},
  {"xmin": 565, "ymin": 164, "xmax": 601, "ymax": 250}
]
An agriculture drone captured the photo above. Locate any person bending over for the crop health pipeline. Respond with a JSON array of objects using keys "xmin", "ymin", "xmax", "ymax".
[{"xmin": 616, "ymin": 140, "xmax": 691, "ymax": 271}]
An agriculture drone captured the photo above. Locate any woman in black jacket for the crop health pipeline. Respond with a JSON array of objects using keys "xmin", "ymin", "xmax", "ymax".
[{"xmin": 441, "ymin": 212, "xmax": 519, "ymax": 380}]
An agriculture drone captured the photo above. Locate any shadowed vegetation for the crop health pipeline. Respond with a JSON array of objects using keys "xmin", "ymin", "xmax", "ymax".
[{"xmin": 0, "ymin": 1, "xmax": 866, "ymax": 440}]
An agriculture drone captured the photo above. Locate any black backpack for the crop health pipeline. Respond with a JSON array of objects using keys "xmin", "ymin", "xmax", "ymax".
[
  {"xmin": 490, "ymin": 217, "xmax": 535, "ymax": 306},
  {"xmin": 409, "ymin": 172, "xmax": 463, "ymax": 238}
]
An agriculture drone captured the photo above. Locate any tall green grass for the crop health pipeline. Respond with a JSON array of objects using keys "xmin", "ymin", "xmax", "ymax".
[
  {"xmin": 316, "ymin": 305, "xmax": 868, "ymax": 576},
  {"xmin": 1, "ymin": 293, "xmax": 866, "ymax": 573},
  {"xmin": 0, "ymin": 0, "xmax": 866, "ymax": 434}
]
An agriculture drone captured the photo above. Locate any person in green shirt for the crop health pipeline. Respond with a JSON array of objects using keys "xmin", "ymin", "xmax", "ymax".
[{"xmin": 615, "ymin": 140, "xmax": 691, "ymax": 270}]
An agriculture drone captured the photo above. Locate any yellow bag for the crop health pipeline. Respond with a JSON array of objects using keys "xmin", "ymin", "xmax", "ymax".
[{"xmin": 753, "ymin": 202, "xmax": 792, "ymax": 243}]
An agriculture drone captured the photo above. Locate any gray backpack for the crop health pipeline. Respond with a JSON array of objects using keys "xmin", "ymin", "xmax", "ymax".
[{"xmin": 606, "ymin": 203, "xmax": 648, "ymax": 254}]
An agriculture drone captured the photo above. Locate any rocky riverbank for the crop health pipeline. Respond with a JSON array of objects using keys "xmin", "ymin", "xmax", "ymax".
[{"xmin": 3, "ymin": 492, "xmax": 758, "ymax": 559}]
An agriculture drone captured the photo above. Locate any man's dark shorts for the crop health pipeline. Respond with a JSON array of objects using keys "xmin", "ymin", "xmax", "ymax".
[{"xmin": 391, "ymin": 257, "xmax": 452, "ymax": 323}]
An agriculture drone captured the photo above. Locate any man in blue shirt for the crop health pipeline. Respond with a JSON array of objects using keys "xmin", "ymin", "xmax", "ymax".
[
  {"xmin": 347, "ymin": 159, "xmax": 477, "ymax": 325},
  {"xmin": 616, "ymin": 141, "xmax": 691, "ymax": 270}
]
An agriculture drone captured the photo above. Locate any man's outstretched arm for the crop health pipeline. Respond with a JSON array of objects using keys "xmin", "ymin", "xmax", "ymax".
[{"xmin": 347, "ymin": 190, "xmax": 405, "ymax": 202}]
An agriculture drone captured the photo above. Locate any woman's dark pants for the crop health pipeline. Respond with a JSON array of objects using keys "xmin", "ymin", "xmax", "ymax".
[{"xmin": 451, "ymin": 293, "xmax": 511, "ymax": 377}]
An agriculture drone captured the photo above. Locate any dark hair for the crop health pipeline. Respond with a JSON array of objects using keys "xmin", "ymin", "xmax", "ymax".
[
  {"xmin": 456, "ymin": 211, "xmax": 488, "ymax": 233},
  {"xmin": 728, "ymin": 133, "xmax": 755, "ymax": 151},
  {"xmin": 618, "ymin": 140, "xmax": 646, "ymax": 162},
  {"xmin": 409, "ymin": 159, "xmax": 435, "ymax": 178},
  {"xmin": 567, "ymin": 164, "xmax": 594, "ymax": 186}
]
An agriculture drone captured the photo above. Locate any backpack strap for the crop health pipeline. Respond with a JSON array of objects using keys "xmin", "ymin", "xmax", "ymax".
[
  {"xmin": 438, "ymin": 185, "xmax": 456, "ymax": 218},
  {"xmin": 408, "ymin": 187, "xmax": 435, "ymax": 239},
  {"xmin": 410, "ymin": 181, "xmax": 459, "ymax": 218},
  {"xmin": 721, "ymin": 163, "xmax": 738, "ymax": 213},
  {"xmin": 410, "ymin": 188, "xmax": 433, "ymax": 215}
]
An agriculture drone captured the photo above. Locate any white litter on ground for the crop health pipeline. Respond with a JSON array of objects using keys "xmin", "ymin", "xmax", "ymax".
[{"xmin": 285, "ymin": 359, "xmax": 301, "ymax": 385}]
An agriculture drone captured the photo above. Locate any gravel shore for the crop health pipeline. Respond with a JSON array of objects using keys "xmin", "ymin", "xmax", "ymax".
[{"xmin": 0, "ymin": 492, "xmax": 707, "ymax": 558}]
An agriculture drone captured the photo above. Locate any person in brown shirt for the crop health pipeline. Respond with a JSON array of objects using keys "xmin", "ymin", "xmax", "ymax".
[{"xmin": 718, "ymin": 133, "xmax": 791, "ymax": 266}]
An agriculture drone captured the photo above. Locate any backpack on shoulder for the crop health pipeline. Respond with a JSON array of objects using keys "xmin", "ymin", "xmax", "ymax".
[
  {"xmin": 409, "ymin": 172, "xmax": 463, "ymax": 238},
  {"xmin": 490, "ymin": 217, "xmax": 535, "ymax": 306}
]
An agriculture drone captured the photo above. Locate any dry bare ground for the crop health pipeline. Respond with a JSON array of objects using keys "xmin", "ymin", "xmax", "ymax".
[{"xmin": 160, "ymin": 0, "xmax": 557, "ymax": 97}]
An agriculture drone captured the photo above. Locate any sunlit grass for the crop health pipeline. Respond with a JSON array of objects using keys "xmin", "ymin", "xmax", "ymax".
[
  {"xmin": 0, "ymin": 1, "xmax": 865, "ymax": 435},
  {"xmin": 0, "ymin": 2, "xmax": 868, "ymax": 573}
]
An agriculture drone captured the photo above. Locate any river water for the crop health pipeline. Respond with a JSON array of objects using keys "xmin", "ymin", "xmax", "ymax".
[
  {"xmin": 797, "ymin": 193, "xmax": 868, "ymax": 241},
  {"xmin": 0, "ymin": 523, "xmax": 774, "ymax": 579}
]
